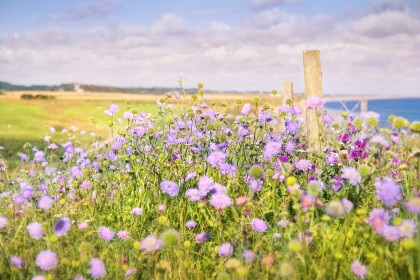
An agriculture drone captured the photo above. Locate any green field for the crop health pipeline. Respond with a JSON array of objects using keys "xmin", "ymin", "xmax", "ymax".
[
  {"xmin": 0, "ymin": 91, "xmax": 289, "ymax": 170},
  {"xmin": 0, "ymin": 98, "xmax": 157, "ymax": 169}
]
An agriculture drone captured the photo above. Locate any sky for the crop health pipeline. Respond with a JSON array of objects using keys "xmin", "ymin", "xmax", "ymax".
[{"xmin": 0, "ymin": 0, "xmax": 419, "ymax": 96}]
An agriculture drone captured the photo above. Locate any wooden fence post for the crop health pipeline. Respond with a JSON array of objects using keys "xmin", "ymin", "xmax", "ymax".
[
  {"xmin": 281, "ymin": 81, "xmax": 293, "ymax": 106},
  {"xmin": 361, "ymin": 98, "xmax": 368, "ymax": 114},
  {"xmin": 303, "ymin": 50, "xmax": 323, "ymax": 153}
]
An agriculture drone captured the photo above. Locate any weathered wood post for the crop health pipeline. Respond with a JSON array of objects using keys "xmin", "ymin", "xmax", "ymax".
[
  {"xmin": 303, "ymin": 50, "xmax": 323, "ymax": 153},
  {"xmin": 281, "ymin": 81, "xmax": 293, "ymax": 106},
  {"xmin": 361, "ymin": 98, "xmax": 368, "ymax": 114}
]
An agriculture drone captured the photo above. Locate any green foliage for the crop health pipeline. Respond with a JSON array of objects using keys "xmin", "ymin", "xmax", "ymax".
[{"xmin": 0, "ymin": 95, "xmax": 419, "ymax": 279}]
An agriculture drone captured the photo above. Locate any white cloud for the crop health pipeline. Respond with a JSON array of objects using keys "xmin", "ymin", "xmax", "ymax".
[
  {"xmin": 350, "ymin": 11, "xmax": 420, "ymax": 38},
  {"xmin": 1, "ymin": 7, "xmax": 419, "ymax": 96},
  {"xmin": 151, "ymin": 13, "xmax": 193, "ymax": 35}
]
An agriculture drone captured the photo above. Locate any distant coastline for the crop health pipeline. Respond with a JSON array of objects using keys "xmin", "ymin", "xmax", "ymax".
[
  {"xmin": 325, "ymin": 97, "xmax": 420, "ymax": 127},
  {"xmin": 324, "ymin": 95, "xmax": 419, "ymax": 102}
]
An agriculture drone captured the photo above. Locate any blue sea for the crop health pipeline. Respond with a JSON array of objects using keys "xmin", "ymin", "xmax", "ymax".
[{"xmin": 325, "ymin": 98, "xmax": 420, "ymax": 127}]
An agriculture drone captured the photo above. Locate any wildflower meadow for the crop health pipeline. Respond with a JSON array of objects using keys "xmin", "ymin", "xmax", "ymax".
[{"xmin": 0, "ymin": 86, "xmax": 419, "ymax": 279}]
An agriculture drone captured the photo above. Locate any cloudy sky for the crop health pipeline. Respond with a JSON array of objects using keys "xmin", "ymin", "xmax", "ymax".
[{"xmin": 0, "ymin": 0, "xmax": 419, "ymax": 95}]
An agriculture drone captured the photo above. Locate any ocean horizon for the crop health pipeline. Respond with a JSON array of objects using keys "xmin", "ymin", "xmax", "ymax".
[{"xmin": 325, "ymin": 97, "xmax": 420, "ymax": 127}]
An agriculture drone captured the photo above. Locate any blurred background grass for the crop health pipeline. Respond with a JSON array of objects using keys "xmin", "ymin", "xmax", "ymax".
[{"xmin": 0, "ymin": 95, "xmax": 158, "ymax": 169}]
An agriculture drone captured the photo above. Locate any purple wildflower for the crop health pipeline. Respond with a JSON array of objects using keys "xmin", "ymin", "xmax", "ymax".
[
  {"xmin": 241, "ymin": 103, "xmax": 251, "ymax": 115},
  {"xmin": 252, "ymin": 219, "xmax": 268, "ymax": 233},
  {"xmin": 295, "ymin": 159, "xmax": 312, "ymax": 171},
  {"xmin": 207, "ymin": 151, "xmax": 226, "ymax": 167},
  {"xmin": 405, "ymin": 197, "xmax": 420, "ymax": 213},
  {"xmin": 195, "ymin": 232, "xmax": 211, "ymax": 243},
  {"xmin": 264, "ymin": 141, "xmax": 282, "ymax": 160},
  {"xmin": 38, "ymin": 183, "xmax": 48, "ymax": 192},
  {"xmin": 160, "ymin": 180, "xmax": 179, "ymax": 197},
  {"xmin": 186, "ymin": 188, "xmax": 205, "ymax": 201},
  {"xmin": 330, "ymin": 176, "xmax": 343, "ymax": 190},
  {"xmin": 184, "ymin": 172, "xmax": 197, "ymax": 181},
  {"xmin": 342, "ymin": 167, "xmax": 361, "ymax": 186},
  {"xmin": 197, "ymin": 176, "xmax": 214, "ymax": 194},
  {"xmin": 218, "ymin": 242, "xmax": 234, "ymax": 257},
  {"xmin": 341, "ymin": 198, "xmax": 353, "ymax": 213},
  {"xmin": 298, "ymin": 231, "xmax": 313, "ymax": 244},
  {"xmin": 211, "ymin": 183, "xmax": 226, "ymax": 194},
  {"xmin": 0, "ymin": 216, "xmax": 8, "ymax": 228},
  {"xmin": 10, "ymin": 256, "xmax": 24, "ymax": 268},
  {"xmin": 293, "ymin": 105, "xmax": 302, "ymax": 115},
  {"xmin": 34, "ymin": 151, "xmax": 45, "ymax": 163},
  {"xmin": 38, "ymin": 195, "xmax": 53, "ymax": 210},
  {"xmin": 18, "ymin": 153, "xmax": 29, "ymax": 162},
  {"xmin": 54, "ymin": 217, "xmax": 71, "ymax": 236},
  {"xmin": 98, "ymin": 227, "xmax": 114, "ymax": 241},
  {"xmin": 284, "ymin": 141, "xmax": 297, "ymax": 154},
  {"xmin": 90, "ymin": 258, "xmax": 106, "ymax": 278},
  {"xmin": 322, "ymin": 114, "xmax": 334, "ymax": 125},
  {"xmin": 258, "ymin": 111, "xmax": 273, "ymax": 122},
  {"xmin": 111, "ymin": 140, "xmax": 123, "ymax": 150},
  {"xmin": 338, "ymin": 133, "xmax": 351, "ymax": 143},
  {"xmin": 125, "ymin": 268, "xmax": 137, "ymax": 278},
  {"xmin": 219, "ymin": 163, "xmax": 237, "ymax": 175},
  {"xmin": 13, "ymin": 194, "xmax": 26, "ymax": 206},
  {"xmin": 36, "ymin": 250, "xmax": 57, "ymax": 271},
  {"xmin": 249, "ymin": 178, "xmax": 263, "ymax": 192},
  {"xmin": 285, "ymin": 121, "xmax": 299, "ymax": 135},
  {"xmin": 279, "ymin": 105, "xmax": 290, "ymax": 114},
  {"xmin": 27, "ymin": 222, "xmax": 43, "ymax": 239},
  {"xmin": 210, "ymin": 193, "xmax": 233, "ymax": 210},
  {"xmin": 186, "ymin": 220, "xmax": 197, "ymax": 228},
  {"xmin": 370, "ymin": 135, "xmax": 389, "ymax": 147},
  {"xmin": 325, "ymin": 153, "xmax": 338, "ymax": 165},
  {"xmin": 381, "ymin": 225, "xmax": 401, "ymax": 242},
  {"xmin": 109, "ymin": 104, "xmax": 119, "ymax": 114},
  {"xmin": 375, "ymin": 177, "xmax": 401, "ymax": 206},
  {"xmin": 22, "ymin": 186, "xmax": 33, "ymax": 199},
  {"xmin": 242, "ymin": 250, "xmax": 256, "ymax": 263},
  {"xmin": 368, "ymin": 208, "xmax": 389, "ymax": 233},
  {"xmin": 131, "ymin": 207, "xmax": 143, "ymax": 216}
]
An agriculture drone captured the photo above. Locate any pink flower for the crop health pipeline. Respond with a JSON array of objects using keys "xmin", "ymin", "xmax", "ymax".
[
  {"xmin": 140, "ymin": 235, "xmax": 162, "ymax": 253},
  {"xmin": 368, "ymin": 208, "xmax": 389, "ymax": 233},
  {"xmin": 210, "ymin": 193, "xmax": 232, "ymax": 210},
  {"xmin": 351, "ymin": 260, "xmax": 368, "ymax": 279},
  {"xmin": 117, "ymin": 230, "xmax": 130, "ymax": 240},
  {"xmin": 306, "ymin": 96, "xmax": 324, "ymax": 109},
  {"xmin": 78, "ymin": 221, "xmax": 89, "ymax": 229},
  {"xmin": 131, "ymin": 207, "xmax": 143, "ymax": 216},
  {"xmin": 235, "ymin": 196, "xmax": 248, "ymax": 206}
]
